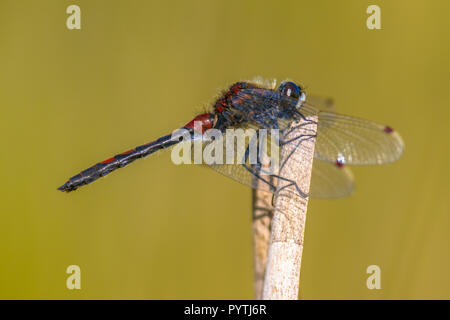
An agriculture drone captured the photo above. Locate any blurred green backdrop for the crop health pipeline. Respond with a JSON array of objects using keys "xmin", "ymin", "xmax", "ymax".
[{"xmin": 0, "ymin": 0, "xmax": 449, "ymax": 299}]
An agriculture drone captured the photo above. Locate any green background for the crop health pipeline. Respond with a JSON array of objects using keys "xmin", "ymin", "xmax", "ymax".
[{"xmin": 0, "ymin": 0, "xmax": 449, "ymax": 299}]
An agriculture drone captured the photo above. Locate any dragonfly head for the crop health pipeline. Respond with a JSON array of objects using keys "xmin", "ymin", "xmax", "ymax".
[{"xmin": 277, "ymin": 81, "xmax": 306, "ymax": 107}]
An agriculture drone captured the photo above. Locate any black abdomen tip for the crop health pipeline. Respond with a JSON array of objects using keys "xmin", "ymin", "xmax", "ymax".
[{"xmin": 57, "ymin": 181, "xmax": 76, "ymax": 192}]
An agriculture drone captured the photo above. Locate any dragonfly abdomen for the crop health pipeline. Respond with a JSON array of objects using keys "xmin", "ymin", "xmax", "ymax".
[
  {"xmin": 58, "ymin": 134, "xmax": 176, "ymax": 192},
  {"xmin": 58, "ymin": 112, "xmax": 215, "ymax": 193}
]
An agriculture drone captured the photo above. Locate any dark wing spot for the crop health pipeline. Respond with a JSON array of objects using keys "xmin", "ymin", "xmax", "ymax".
[{"xmin": 384, "ymin": 126, "xmax": 394, "ymax": 133}]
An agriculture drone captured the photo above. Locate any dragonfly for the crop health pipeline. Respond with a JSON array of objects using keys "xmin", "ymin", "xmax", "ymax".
[{"xmin": 58, "ymin": 78, "xmax": 404, "ymax": 198}]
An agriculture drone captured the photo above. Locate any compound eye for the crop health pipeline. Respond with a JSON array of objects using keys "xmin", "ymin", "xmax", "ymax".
[{"xmin": 278, "ymin": 81, "xmax": 301, "ymax": 99}]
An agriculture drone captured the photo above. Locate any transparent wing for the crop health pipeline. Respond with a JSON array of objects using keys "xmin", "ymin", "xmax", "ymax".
[
  {"xmin": 209, "ymin": 159, "xmax": 354, "ymax": 199},
  {"xmin": 309, "ymin": 159, "xmax": 354, "ymax": 198},
  {"xmin": 300, "ymin": 102, "xmax": 405, "ymax": 165},
  {"xmin": 306, "ymin": 95, "xmax": 336, "ymax": 112},
  {"xmin": 204, "ymin": 129, "xmax": 354, "ymax": 198},
  {"xmin": 203, "ymin": 127, "xmax": 280, "ymax": 193},
  {"xmin": 209, "ymin": 163, "xmax": 274, "ymax": 192}
]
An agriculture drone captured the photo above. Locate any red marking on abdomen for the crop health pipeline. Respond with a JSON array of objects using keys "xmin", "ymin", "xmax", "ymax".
[
  {"xmin": 101, "ymin": 157, "xmax": 115, "ymax": 164},
  {"xmin": 120, "ymin": 148, "xmax": 135, "ymax": 155},
  {"xmin": 184, "ymin": 113, "xmax": 214, "ymax": 133}
]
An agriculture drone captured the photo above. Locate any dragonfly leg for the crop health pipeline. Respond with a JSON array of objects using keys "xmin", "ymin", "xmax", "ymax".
[
  {"xmin": 282, "ymin": 122, "xmax": 317, "ymax": 141},
  {"xmin": 273, "ymin": 131, "xmax": 318, "ymax": 198},
  {"xmin": 241, "ymin": 132, "xmax": 313, "ymax": 198},
  {"xmin": 295, "ymin": 108, "xmax": 319, "ymax": 123},
  {"xmin": 273, "ymin": 174, "xmax": 308, "ymax": 198},
  {"xmin": 278, "ymin": 133, "xmax": 316, "ymax": 174},
  {"xmin": 241, "ymin": 142, "xmax": 278, "ymax": 193}
]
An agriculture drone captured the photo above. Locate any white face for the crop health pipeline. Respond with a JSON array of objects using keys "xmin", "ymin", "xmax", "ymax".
[
  {"xmin": 295, "ymin": 91, "xmax": 306, "ymax": 109},
  {"xmin": 299, "ymin": 91, "xmax": 306, "ymax": 103}
]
